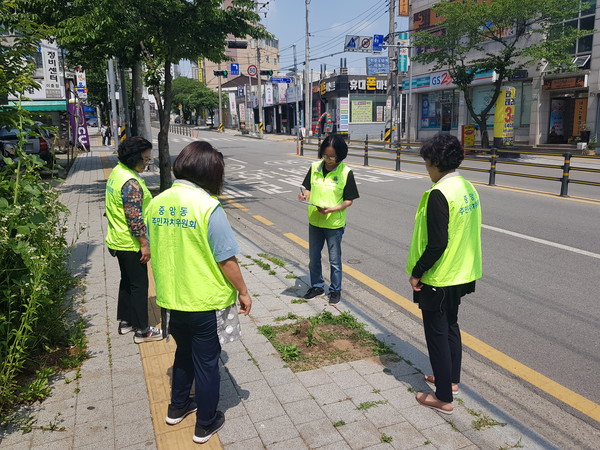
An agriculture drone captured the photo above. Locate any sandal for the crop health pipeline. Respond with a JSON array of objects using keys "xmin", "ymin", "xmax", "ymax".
[
  {"xmin": 424, "ymin": 375, "xmax": 459, "ymax": 396},
  {"xmin": 416, "ymin": 392, "xmax": 454, "ymax": 415}
]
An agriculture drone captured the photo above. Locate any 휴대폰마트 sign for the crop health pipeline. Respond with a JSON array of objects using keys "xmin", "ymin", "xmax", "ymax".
[{"xmin": 349, "ymin": 78, "xmax": 388, "ymax": 93}]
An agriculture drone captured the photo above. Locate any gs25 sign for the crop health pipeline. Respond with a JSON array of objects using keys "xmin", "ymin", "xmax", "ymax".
[{"xmin": 431, "ymin": 72, "xmax": 454, "ymax": 87}]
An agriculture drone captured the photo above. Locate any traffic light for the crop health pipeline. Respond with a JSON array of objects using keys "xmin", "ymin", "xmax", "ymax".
[
  {"xmin": 213, "ymin": 70, "xmax": 228, "ymax": 78},
  {"xmin": 260, "ymin": 70, "xmax": 273, "ymax": 76},
  {"xmin": 227, "ymin": 40, "xmax": 248, "ymax": 49}
]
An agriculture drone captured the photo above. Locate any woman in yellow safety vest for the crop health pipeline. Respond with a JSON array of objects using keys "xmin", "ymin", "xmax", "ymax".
[
  {"xmin": 145, "ymin": 141, "xmax": 251, "ymax": 444},
  {"xmin": 298, "ymin": 134, "xmax": 359, "ymax": 305},
  {"xmin": 406, "ymin": 134, "xmax": 482, "ymax": 415},
  {"xmin": 105, "ymin": 136, "xmax": 162, "ymax": 343}
]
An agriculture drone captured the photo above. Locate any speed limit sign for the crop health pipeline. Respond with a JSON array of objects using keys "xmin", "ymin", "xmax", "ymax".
[{"xmin": 247, "ymin": 65, "xmax": 258, "ymax": 77}]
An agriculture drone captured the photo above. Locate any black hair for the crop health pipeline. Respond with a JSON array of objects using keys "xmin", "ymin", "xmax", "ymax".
[
  {"xmin": 173, "ymin": 141, "xmax": 225, "ymax": 195},
  {"xmin": 318, "ymin": 134, "xmax": 348, "ymax": 162},
  {"xmin": 419, "ymin": 133, "xmax": 464, "ymax": 172},
  {"xmin": 117, "ymin": 136, "xmax": 152, "ymax": 169}
]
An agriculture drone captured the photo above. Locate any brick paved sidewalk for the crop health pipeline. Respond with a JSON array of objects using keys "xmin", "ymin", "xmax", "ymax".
[{"xmin": 0, "ymin": 146, "xmax": 541, "ymax": 449}]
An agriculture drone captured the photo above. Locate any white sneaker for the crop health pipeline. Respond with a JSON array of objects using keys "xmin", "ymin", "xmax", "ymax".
[{"xmin": 134, "ymin": 326, "xmax": 163, "ymax": 344}]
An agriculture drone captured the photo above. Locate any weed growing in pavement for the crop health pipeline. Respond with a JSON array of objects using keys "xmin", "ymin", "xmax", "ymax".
[
  {"xmin": 257, "ymin": 253, "xmax": 285, "ymax": 267},
  {"xmin": 455, "ymin": 397, "xmax": 464, "ymax": 406},
  {"xmin": 273, "ymin": 313, "xmax": 300, "ymax": 322},
  {"xmin": 290, "ymin": 298, "xmax": 307, "ymax": 304},
  {"xmin": 279, "ymin": 345, "xmax": 302, "ymax": 362},
  {"xmin": 357, "ymin": 400, "xmax": 388, "ymax": 410},
  {"xmin": 251, "ymin": 257, "xmax": 271, "ymax": 271},
  {"xmin": 424, "ymin": 440, "xmax": 431, "ymax": 445},
  {"xmin": 380, "ymin": 434, "xmax": 393, "ymax": 443},
  {"xmin": 252, "ymin": 293, "xmax": 260, "ymax": 297},
  {"xmin": 407, "ymin": 386, "xmax": 415, "ymax": 393},
  {"xmin": 469, "ymin": 409, "xmax": 504, "ymax": 430},
  {"xmin": 333, "ymin": 420, "xmax": 346, "ymax": 427},
  {"xmin": 257, "ymin": 325, "xmax": 276, "ymax": 340},
  {"xmin": 372, "ymin": 388, "xmax": 381, "ymax": 394},
  {"xmin": 448, "ymin": 420, "xmax": 460, "ymax": 432},
  {"xmin": 498, "ymin": 438, "xmax": 524, "ymax": 449},
  {"xmin": 246, "ymin": 350, "xmax": 259, "ymax": 368},
  {"xmin": 268, "ymin": 270, "xmax": 276, "ymax": 275},
  {"xmin": 285, "ymin": 274, "xmax": 298, "ymax": 279}
]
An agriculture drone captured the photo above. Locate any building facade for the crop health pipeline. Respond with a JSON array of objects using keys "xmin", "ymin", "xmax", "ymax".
[{"xmin": 406, "ymin": 0, "xmax": 598, "ymax": 146}]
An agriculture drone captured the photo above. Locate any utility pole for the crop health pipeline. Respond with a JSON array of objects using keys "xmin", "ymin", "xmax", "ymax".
[
  {"xmin": 118, "ymin": 66, "xmax": 131, "ymax": 140},
  {"xmin": 107, "ymin": 58, "xmax": 119, "ymax": 150},
  {"xmin": 217, "ymin": 63, "xmax": 224, "ymax": 132},
  {"xmin": 304, "ymin": 0, "xmax": 311, "ymax": 137},
  {"xmin": 256, "ymin": 39, "xmax": 264, "ymax": 137},
  {"xmin": 385, "ymin": 0, "xmax": 396, "ymax": 144},
  {"xmin": 293, "ymin": 43, "xmax": 301, "ymax": 138}
]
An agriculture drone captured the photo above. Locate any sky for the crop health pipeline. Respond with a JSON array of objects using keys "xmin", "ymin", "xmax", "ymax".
[
  {"xmin": 176, "ymin": 1, "xmax": 410, "ymax": 78},
  {"xmin": 262, "ymin": 0, "xmax": 409, "ymax": 75}
]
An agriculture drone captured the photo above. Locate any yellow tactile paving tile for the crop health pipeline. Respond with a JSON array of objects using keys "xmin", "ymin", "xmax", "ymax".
[{"xmin": 139, "ymin": 266, "xmax": 223, "ymax": 449}]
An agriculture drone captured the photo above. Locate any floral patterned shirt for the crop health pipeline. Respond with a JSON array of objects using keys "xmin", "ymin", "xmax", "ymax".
[{"xmin": 121, "ymin": 179, "xmax": 147, "ymax": 238}]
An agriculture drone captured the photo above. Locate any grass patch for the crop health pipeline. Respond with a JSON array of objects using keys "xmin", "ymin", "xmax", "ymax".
[
  {"xmin": 252, "ymin": 293, "xmax": 260, "ymax": 297},
  {"xmin": 285, "ymin": 274, "xmax": 298, "ymax": 279},
  {"xmin": 268, "ymin": 270, "xmax": 276, "ymax": 275},
  {"xmin": 356, "ymin": 400, "xmax": 388, "ymax": 410},
  {"xmin": 424, "ymin": 440, "xmax": 431, "ymax": 445},
  {"xmin": 499, "ymin": 439, "xmax": 524, "ymax": 449},
  {"xmin": 257, "ymin": 311, "xmax": 398, "ymax": 372},
  {"xmin": 291, "ymin": 298, "xmax": 307, "ymax": 304},
  {"xmin": 257, "ymin": 253, "xmax": 285, "ymax": 267},
  {"xmin": 333, "ymin": 420, "xmax": 346, "ymax": 427}
]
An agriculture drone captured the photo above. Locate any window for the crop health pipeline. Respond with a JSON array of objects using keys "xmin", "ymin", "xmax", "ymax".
[
  {"xmin": 564, "ymin": 1, "xmax": 595, "ymax": 56},
  {"xmin": 470, "ymin": 82, "xmax": 531, "ymax": 128},
  {"xmin": 420, "ymin": 90, "xmax": 458, "ymax": 129}
]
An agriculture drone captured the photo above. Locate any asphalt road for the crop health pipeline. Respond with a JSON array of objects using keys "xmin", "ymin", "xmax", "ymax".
[{"xmin": 152, "ymin": 128, "xmax": 600, "ymax": 432}]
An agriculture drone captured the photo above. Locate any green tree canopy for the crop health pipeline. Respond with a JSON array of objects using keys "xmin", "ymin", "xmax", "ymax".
[
  {"xmin": 171, "ymin": 77, "xmax": 219, "ymax": 123},
  {"xmin": 413, "ymin": 0, "xmax": 587, "ymax": 148},
  {"xmin": 22, "ymin": 0, "xmax": 266, "ymax": 190}
]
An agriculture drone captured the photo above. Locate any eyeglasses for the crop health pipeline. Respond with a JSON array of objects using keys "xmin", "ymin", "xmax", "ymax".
[{"xmin": 322, "ymin": 155, "xmax": 337, "ymax": 162}]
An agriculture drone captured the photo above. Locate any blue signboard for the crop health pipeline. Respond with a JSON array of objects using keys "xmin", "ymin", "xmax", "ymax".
[
  {"xmin": 237, "ymin": 86, "xmax": 244, "ymax": 97},
  {"xmin": 270, "ymin": 77, "xmax": 292, "ymax": 84},
  {"xmin": 366, "ymin": 57, "xmax": 390, "ymax": 75},
  {"xmin": 373, "ymin": 34, "xmax": 384, "ymax": 52},
  {"xmin": 230, "ymin": 63, "xmax": 240, "ymax": 75}
]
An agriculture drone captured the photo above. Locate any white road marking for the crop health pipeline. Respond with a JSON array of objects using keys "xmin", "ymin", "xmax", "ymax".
[
  {"xmin": 483, "ymin": 224, "xmax": 600, "ymax": 260},
  {"xmin": 223, "ymin": 186, "xmax": 252, "ymax": 198}
]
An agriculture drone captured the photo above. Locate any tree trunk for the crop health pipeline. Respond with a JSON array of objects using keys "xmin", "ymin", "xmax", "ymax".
[
  {"xmin": 153, "ymin": 58, "xmax": 174, "ymax": 192},
  {"xmin": 480, "ymin": 123, "xmax": 490, "ymax": 149}
]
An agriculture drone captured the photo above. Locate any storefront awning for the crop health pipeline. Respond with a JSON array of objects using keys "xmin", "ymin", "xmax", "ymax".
[{"xmin": 6, "ymin": 100, "xmax": 67, "ymax": 111}]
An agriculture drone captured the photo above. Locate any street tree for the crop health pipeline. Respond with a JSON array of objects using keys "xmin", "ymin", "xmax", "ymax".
[
  {"xmin": 412, "ymin": 0, "xmax": 587, "ymax": 148},
  {"xmin": 172, "ymin": 77, "xmax": 219, "ymax": 124},
  {"xmin": 23, "ymin": 0, "xmax": 265, "ymax": 190}
]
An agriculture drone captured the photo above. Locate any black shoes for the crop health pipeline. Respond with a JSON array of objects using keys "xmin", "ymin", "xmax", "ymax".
[
  {"xmin": 304, "ymin": 287, "xmax": 325, "ymax": 299},
  {"xmin": 166, "ymin": 399, "xmax": 198, "ymax": 425},
  {"xmin": 193, "ymin": 411, "xmax": 225, "ymax": 444},
  {"xmin": 328, "ymin": 291, "xmax": 341, "ymax": 305}
]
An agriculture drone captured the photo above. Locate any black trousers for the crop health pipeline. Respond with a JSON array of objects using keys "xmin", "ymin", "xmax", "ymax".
[
  {"xmin": 114, "ymin": 249, "xmax": 149, "ymax": 330},
  {"xmin": 419, "ymin": 285, "xmax": 462, "ymax": 403},
  {"xmin": 169, "ymin": 310, "xmax": 221, "ymax": 427}
]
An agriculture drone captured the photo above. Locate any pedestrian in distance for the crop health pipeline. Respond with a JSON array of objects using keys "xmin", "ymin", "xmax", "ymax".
[
  {"xmin": 145, "ymin": 141, "xmax": 252, "ymax": 444},
  {"xmin": 100, "ymin": 124, "xmax": 108, "ymax": 146},
  {"xmin": 105, "ymin": 136, "xmax": 162, "ymax": 343},
  {"xmin": 298, "ymin": 134, "xmax": 359, "ymax": 305},
  {"xmin": 406, "ymin": 133, "xmax": 482, "ymax": 415},
  {"xmin": 105, "ymin": 125, "xmax": 112, "ymax": 146}
]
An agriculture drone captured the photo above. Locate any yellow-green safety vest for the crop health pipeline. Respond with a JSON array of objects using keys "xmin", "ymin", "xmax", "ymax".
[
  {"xmin": 145, "ymin": 182, "xmax": 236, "ymax": 312},
  {"xmin": 307, "ymin": 160, "xmax": 351, "ymax": 229},
  {"xmin": 406, "ymin": 175, "xmax": 482, "ymax": 287},
  {"xmin": 105, "ymin": 162, "xmax": 152, "ymax": 251}
]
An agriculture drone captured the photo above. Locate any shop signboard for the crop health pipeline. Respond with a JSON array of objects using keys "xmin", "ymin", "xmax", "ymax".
[
  {"xmin": 398, "ymin": 0, "xmax": 409, "ymax": 17},
  {"xmin": 543, "ymin": 75, "xmax": 587, "ymax": 91},
  {"xmin": 573, "ymin": 98, "xmax": 588, "ymax": 137},
  {"xmin": 402, "ymin": 69, "xmax": 495, "ymax": 92},
  {"xmin": 493, "ymin": 87, "xmax": 516, "ymax": 148},
  {"xmin": 41, "ymin": 40, "xmax": 65, "ymax": 99},
  {"xmin": 264, "ymin": 84, "xmax": 274, "ymax": 106},
  {"xmin": 339, "ymin": 97, "xmax": 349, "ymax": 131},
  {"xmin": 228, "ymin": 93, "xmax": 237, "ymax": 117},
  {"xmin": 239, "ymin": 103, "xmax": 246, "ymax": 122}
]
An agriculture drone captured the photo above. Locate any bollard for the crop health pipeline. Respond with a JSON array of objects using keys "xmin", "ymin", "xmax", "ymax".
[
  {"xmin": 364, "ymin": 136, "xmax": 369, "ymax": 166},
  {"xmin": 560, "ymin": 152, "xmax": 572, "ymax": 197},
  {"xmin": 395, "ymin": 142, "xmax": 402, "ymax": 171},
  {"xmin": 488, "ymin": 148, "xmax": 497, "ymax": 186},
  {"xmin": 300, "ymin": 136, "xmax": 304, "ymax": 156}
]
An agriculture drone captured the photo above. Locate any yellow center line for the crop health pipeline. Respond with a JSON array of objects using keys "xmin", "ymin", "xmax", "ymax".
[
  {"xmin": 220, "ymin": 195, "xmax": 249, "ymax": 212},
  {"xmin": 253, "ymin": 215, "xmax": 274, "ymax": 226},
  {"xmin": 282, "ymin": 232, "xmax": 600, "ymax": 422}
]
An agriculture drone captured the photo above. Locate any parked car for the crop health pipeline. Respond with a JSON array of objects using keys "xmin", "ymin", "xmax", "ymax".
[
  {"xmin": 0, "ymin": 124, "xmax": 53, "ymax": 165},
  {"xmin": 205, "ymin": 116, "xmax": 214, "ymax": 127},
  {"xmin": 86, "ymin": 117, "xmax": 98, "ymax": 127}
]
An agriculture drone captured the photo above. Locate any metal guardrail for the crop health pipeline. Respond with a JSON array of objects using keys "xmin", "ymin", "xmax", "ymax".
[{"xmin": 300, "ymin": 137, "xmax": 600, "ymax": 197}]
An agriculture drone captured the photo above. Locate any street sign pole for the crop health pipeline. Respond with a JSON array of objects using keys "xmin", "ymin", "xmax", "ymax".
[
  {"xmin": 293, "ymin": 43, "xmax": 301, "ymax": 138},
  {"xmin": 304, "ymin": 0, "xmax": 310, "ymax": 137},
  {"xmin": 217, "ymin": 63, "xmax": 223, "ymax": 132},
  {"xmin": 385, "ymin": 0, "xmax": 395, "ymax": 144}
]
